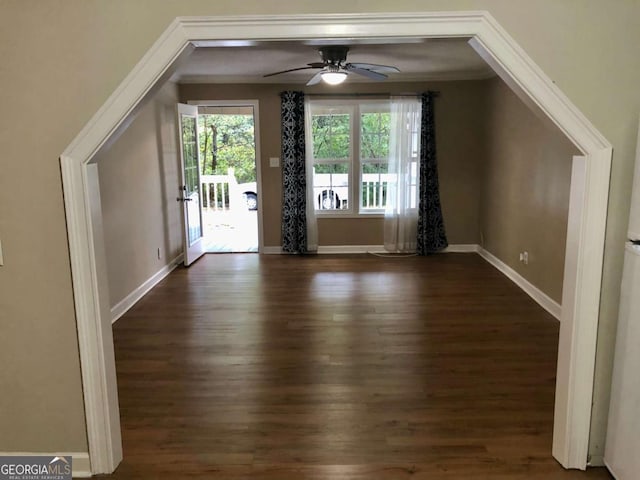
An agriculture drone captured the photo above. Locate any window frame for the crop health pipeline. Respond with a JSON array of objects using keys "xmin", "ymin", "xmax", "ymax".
[
  {"xmin": 359, "ymin": 102, "xmax": 393, "ymax": 214},
  {"xmin": 308, "ymin": 101, "xmax": 355, "ymax": 215},
  {"xmin": 308, "ymin": 99, "xmax": 391, "ymax": 217}
]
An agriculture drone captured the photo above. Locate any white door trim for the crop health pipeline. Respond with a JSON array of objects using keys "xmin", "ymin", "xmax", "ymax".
[
  {"xmin": 188, "ymin": 99, "xmax": 265, "ymax": 253},
  {"xmin": 59, "ymin": 11, "xmax": 612, "ymax": 474}
]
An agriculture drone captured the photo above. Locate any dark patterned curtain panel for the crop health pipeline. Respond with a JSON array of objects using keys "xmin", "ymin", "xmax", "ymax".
[
  {"xmin": 280, "ymin": 91, "xmax": 308, "ymax": 253},
  {"xmin": 417, "ymin": 92, "xmax": 448, "ymax": 255}
]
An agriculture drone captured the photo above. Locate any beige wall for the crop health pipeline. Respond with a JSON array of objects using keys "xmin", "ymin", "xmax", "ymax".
[
  {"xmin": 1, "ymin": 0, "xmax": 639, "ymax": 460},
  {"xmin": 96, "ymin": 82, "xmax": 183, "ymax": 309},
  {"xmin": 180, "ymin": 80, "xmax": 485, "ymax": 247},
  {"xmin": 480, "ymin": 77, "xmax": 579, "ymax": 303}
]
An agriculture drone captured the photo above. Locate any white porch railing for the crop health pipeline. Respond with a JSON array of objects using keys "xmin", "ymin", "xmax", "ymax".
[
  {"xmin": 362, "ymin": 179, "xmax": 388, "ymax": 209},
  {"xmin": 313, "ymin": 173, "xmax": 391, "ymax": 210},
  {"xmin": 201, "ymin": 168, "xmax": 237, "ymax": 211}
]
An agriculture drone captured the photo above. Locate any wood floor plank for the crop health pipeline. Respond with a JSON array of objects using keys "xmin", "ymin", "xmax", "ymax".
[{"xmin": 99, "ymin": 253, "xmax": 612, "ymax": 479}]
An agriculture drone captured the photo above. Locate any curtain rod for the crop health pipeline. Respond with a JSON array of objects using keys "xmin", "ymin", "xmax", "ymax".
[{"xmin": 282, "ymin": 91, "xmax": 440, "ymax": 98}]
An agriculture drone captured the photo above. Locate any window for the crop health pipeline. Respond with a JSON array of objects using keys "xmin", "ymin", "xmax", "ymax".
[
  {"xmin": 308, "ymin": 100, "xmax": 392, "ymax": 215},
  {"xmin": 360, "ymin": 105, "xmax": 391, "ymax": 212},
  {"xmin": 310, "ymin": 105, "xmax": 352, "ymax": 211}
]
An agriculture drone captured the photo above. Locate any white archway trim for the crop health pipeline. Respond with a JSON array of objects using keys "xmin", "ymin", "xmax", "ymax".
[{"xmin": 60, "ymin": 11, "xmax": 611, "ymax": 474}]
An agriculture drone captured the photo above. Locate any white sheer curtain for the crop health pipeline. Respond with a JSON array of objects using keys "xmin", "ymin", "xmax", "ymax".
[
  {"xmin": 304, "ymin": 97, "xmax": 318, "ymax": 252},
  {"xmin": 384, "ymin": 96, "xmax": 421, "ymax": 253}
]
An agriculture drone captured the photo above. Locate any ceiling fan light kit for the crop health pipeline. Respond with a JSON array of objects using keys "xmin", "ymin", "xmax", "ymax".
[
  {"xmin": 263, "ymin": 45, "xmax": 400, "ymax": 86},
  {"xmin": 321, "ymin": 71, "xmax": 348, "ymax": 85}
]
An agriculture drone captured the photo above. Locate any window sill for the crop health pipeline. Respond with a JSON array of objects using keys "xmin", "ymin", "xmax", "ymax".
[{"xmin": 316, "ymin": 213, "xmax": 385, "ymax": 219}]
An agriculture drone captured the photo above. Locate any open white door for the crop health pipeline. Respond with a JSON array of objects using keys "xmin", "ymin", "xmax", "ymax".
[{"xmin": 177, "ymin": 103, "xmax": 206, "ymax": 266}]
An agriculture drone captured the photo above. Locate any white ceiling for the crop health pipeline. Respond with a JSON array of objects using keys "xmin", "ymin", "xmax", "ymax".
[{"xmin": 173, "ymin": 38, "xmax": 495, "ymax": 84}]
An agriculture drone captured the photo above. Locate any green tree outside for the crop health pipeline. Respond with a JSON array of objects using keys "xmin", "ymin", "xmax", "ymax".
[
  {"xmin": 197, "ymin": 111, "xmax": 390, "ymax": 182},
  {"xmin": 311, "ymin": 111, "xmax": 390, "ymax": 174},
  {"xmin": 198, "ymin": 114, "xmax": 256, "ymax": 184}
]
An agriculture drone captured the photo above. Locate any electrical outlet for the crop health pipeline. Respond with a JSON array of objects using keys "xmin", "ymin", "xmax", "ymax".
[{"xmin": 519, "ymin": 251, "xmax": 529, "ymax": 264}]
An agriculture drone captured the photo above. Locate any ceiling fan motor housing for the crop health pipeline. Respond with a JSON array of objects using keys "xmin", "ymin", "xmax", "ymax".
[{"xmin": 319, "ymin": 46, "xmax": 349, "ymax": 66}]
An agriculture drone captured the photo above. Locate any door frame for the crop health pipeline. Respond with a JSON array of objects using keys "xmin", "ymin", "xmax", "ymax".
[
  {"xmin": 59, "ymin": 12, "xmax": 612, "ymax": 474},
  {"xmin": 188, "ymin": 99, "xmax": 265, "ymax": 253}
]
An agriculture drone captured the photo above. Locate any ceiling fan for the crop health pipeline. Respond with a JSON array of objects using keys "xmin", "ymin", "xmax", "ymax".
[{"xmin": 263, "ymin": 46, "xmax": 400, "ymax": 85}]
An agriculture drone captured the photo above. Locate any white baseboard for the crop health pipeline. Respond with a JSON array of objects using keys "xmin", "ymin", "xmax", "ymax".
[
  {"xmin": 263, "ymin": 245, "xmax": 386, "ymax": 254},
  {"xmin": 318, "ymin": 245, "xmax": 386, "ymax": 254},
  {"xmin": 262, "ymin": 244, "xmax": 478, "ymax": 255},
  {"xmin": 0, "ymin": 452, "xmax": 91, "ymax": 477},
  {"xmin": 604, "ymin": 460, "xmax": 620, "ymax": 480},
  {"xmin": 477, "ymin": 247, "xmax": 562, "ymax": 321},
  {"xmin": 110, "ymin": 253, "xmax": 184, "ymax": 324},
  {"xmin": 263, "ymin": 245, "xmax": 384, "ymax": 254},
  {"xmin": 443, "ymin": 244, "xmax": 480, "ymax": 253}
]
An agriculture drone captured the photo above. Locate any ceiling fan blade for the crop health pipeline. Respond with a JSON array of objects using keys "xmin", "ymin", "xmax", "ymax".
[
  {"xmin": 347, "ymin": 63, "xmax": 400, "ymax": 73},
  {"xmin": 307, "ymin": 62, "xmax": 326, "ymax": 68},
  {"xmin": 263, "ymin": 66, "xmax": 319, "ymax": 78},
  {"xmin": 348, "ymin": 67, "xmax": 387, "ymax": 81},
  {"xmin": 306, "ymin": 71, "xmax": 324, "ymax": 86}
]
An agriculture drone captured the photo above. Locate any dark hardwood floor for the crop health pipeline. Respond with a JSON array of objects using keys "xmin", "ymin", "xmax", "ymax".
[{"xmin": 103, "ymin": 253, "xmax": 612, "ymax": 479}]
